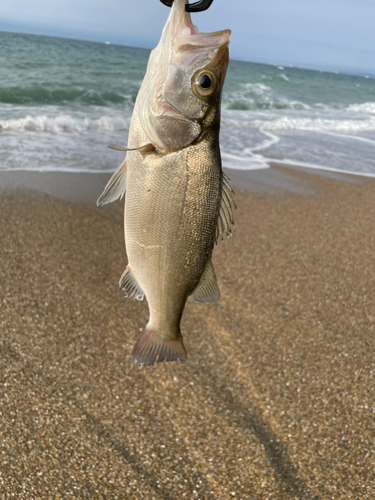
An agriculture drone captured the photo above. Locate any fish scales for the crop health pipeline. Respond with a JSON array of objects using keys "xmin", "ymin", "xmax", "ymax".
[
  {"xmin": 98, "ymin": 0, "xmax": 232, "ymax": 365},
  {"xmin": 126, "ymin": 130, "xmax": 221, "ymax": 306}
]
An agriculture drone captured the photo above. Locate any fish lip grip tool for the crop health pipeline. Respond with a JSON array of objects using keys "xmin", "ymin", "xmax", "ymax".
[{"xmin": 160, "ymin": 0, "xmax": 215, "ymax": 13}]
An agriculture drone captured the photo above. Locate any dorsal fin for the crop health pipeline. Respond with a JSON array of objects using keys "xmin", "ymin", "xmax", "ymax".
[
  {"xmin": 191, "ymin": 259, "xmax": 220, "ymax": 303},
  {"xmin": 97, "ymin": 159, "xmax": 127, "ymax": 206},
  {"xmin": 215, "ymin": 173, "xmax": 236, "ymax": 243}
]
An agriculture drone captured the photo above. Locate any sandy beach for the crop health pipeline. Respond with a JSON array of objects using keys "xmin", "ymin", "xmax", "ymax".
[{"xmin": 0, "ymin": 165, "xmax": 374, "ymax": 499}]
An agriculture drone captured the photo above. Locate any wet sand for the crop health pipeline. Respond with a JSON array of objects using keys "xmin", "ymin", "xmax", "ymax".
[{"xmin": 0, "ymin": 166, "xmax": 374, "ymax": 499}]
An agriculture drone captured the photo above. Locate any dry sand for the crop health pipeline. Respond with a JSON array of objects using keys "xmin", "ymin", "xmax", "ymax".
[{"xmin": 0, "ymin": 166, "xmax": 374, "ymax": 499}]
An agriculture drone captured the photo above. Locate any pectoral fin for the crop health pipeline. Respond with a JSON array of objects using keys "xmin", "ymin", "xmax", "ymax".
[
  {"xmin": 96, "ymin": 159, "xmax": 127, "ymax": 206},
  {"xmin": 191, "ymin": 259, "xmax": 220, "ymax": 304},
  {"xmin": 108, "ymin": 143, "xmax": 155, "ymax": 154}
]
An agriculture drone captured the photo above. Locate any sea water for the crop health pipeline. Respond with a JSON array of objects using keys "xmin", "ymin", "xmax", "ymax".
[{"xmin": 1, "ymin": 31, "xmax": 375, "ymax": 176}]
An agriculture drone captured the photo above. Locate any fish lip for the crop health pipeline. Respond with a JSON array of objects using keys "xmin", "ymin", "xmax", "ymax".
[
  {"xmin": 174, "ymin": 0, "xmax": 231, "ymax": 48},
  {"xmin": 177, "ymin": 31, "xmax": 231, "ymax": 54},
  {"xmin": 136, "ymin": 0, "xmax": 229, "ymax": 153}
]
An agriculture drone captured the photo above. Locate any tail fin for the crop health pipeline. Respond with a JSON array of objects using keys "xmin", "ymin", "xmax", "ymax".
[{"xmin": 132, "ymin": 326, "xmax": 187, "ymax": 366}]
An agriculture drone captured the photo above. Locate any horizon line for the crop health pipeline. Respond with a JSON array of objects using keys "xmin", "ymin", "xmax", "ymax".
[{"xmin": 1, "ymin": 28, "xmax": 374, "ymax": 80}]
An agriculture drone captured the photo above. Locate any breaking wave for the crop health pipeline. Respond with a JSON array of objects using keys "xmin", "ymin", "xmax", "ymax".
[
  {"xmin": 0, "ymin": 114, "xmax": 131, "ymax": 134},
  {"xmin": 347, "ymin": 102, "xmax": 375, "ymax": 114},
  {"xmin": 223, "ymin": 82, "xmax": 312, "ymax": 111},
  {"xmin": 250, "ymin": 116, "xmax": 375, "ymax": 133}
]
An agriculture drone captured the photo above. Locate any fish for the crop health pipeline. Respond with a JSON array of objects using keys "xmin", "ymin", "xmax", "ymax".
[{"xmin": 97, "ymin": 0, "xmax": 234, "ymax": 366}]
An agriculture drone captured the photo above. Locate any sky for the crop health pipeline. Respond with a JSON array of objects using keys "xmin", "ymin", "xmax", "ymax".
[{"xmin": 1, "ymin": 0, "xmax": 375, "ymax": 75}]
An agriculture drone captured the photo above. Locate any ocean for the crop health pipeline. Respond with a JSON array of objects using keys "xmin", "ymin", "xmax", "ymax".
[{"xmin": 1, "ymin": 31, "xmax": 375, "ymax": 176}]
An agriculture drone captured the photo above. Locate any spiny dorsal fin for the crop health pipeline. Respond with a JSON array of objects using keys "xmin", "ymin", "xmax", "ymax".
[
  {"xmin": 191, "ymin": 259, "xmax": 220, "ymax": 304},
  {"xmin": 97, "ymin": 159, "xmax": 127, "ymax": 207},
  {"xmin": 108, "ymin": 143, "xmax": 155, "ymax": 154},
  {"xmin": 215, "ymin": 173, "xmax": 236, "ymax": 243},
  {"xmin": 119, "ymin": 266, "xmax": 145, "ymax": 301}
]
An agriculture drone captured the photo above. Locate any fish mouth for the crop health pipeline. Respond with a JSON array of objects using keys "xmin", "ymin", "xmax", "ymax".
[
  {"xmin": 169, "ymin": 0, "xmax": 231, "ymax": 53},
  {"xmin": 137, "ymin": 0, "xmax": 230, "ymax": 152}
]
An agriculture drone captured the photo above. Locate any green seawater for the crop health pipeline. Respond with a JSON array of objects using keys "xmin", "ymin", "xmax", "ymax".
[{"xmin": 1, "ymin": 31, "xmax": 375, "ymax": 175}]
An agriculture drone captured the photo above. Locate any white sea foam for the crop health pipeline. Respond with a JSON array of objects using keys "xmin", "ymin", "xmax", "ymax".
[
  {"xmin": 347, "ymin": 102, "xmax": 375, "ymax": 114},
  {"xmin": 222, "ymin": 147, "xmax": 375, "ymax": 178},
  {"xmin": 243, "ymin": 83, "xmax": 272, "ymax": 94},
  {"xmin": 220, "ymin": 120, "xmax": 375, "ymax": 177},
  {"xmin": 285, "ymin": 100, "xmax": 310, "ymax": 109},
  {"xmin": 251, "ymin": 116, "xmax": 375, "ymax": 133},
  {"xmin": 323, "ymin": 131, "xmax": 375, "ymax": 145},
  {"xmin": 222, "ymin": 152, "xmax": 269, "ymax": 170},
  {"xmin": 0, "ymin": 114, "xmax": 131, "ymax": 134},
  {"xmin": 222, "ymin": 129, "xmax": 277, "ymax": 170},
  {"xmin": 250, "ymin": 129, "xmax": 280, "ymax": 151}
]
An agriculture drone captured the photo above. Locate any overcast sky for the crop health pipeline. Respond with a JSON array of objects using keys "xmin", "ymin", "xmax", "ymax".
[{"xmin": 1, "ymin": 0, "xmax": 374, "ymax": 75}]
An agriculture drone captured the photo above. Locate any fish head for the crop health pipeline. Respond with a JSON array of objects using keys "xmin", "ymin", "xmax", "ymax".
[{"xmin": 136, "ymin": 0, "xmax": 231, "ymax": 153}]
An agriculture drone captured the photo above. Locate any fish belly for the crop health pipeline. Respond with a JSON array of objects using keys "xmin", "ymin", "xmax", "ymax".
[{"xmin": 125, "ymin": 138, "xmax": 221, "ymax": 337}]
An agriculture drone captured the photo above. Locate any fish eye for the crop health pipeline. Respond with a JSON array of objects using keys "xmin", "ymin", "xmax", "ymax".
[{"xmin": 192, "ymin": 70, "xmax": 218, "ymax": 98}]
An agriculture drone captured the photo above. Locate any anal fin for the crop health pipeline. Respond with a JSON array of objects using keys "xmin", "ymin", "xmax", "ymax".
[
  {"xmin": 119, "ymin": 266, "xmax": 145, "ymax": 301},
  {"xmin": 191, "ymin": 259, "xmax": 220, "ymax": 304},
  {"xmin": 97, "ymin": 159, "xmax": 127, "ymax": 206}
]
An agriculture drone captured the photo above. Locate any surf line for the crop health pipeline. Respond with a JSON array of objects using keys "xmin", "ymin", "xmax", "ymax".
[
  {"xmin": 267, "ymin": 158, "xmax": 375, "ymax": 178},
  {"xmin": 223, "ymin": 153, "xmax": 375, "ymax": 178},
  {"xmin": 323, "ymin": 131, "xmax": 375, "ymax": 146},
  {"xmin": 222, "ymin": 128, "xmax": 375, "ymax": 178},
  {"xmin": 222, "ymin": 128, "xmax": 280, "ymax": 170}
]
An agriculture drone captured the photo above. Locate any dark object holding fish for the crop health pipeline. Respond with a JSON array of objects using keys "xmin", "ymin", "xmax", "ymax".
[{"xmin": 160, "ymin": 0, "xmax": 215, "ymax": 12}]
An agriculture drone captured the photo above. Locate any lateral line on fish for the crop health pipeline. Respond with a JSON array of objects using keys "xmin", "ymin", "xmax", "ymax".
[{"xmin": 135, "ymin": 241, "xmax": 164, "ymax": 250}]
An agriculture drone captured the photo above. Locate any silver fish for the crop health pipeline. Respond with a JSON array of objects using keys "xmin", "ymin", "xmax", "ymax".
[{"xmin": 98, "ymin": 0, "xmax": 234, "ymax": 365}]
